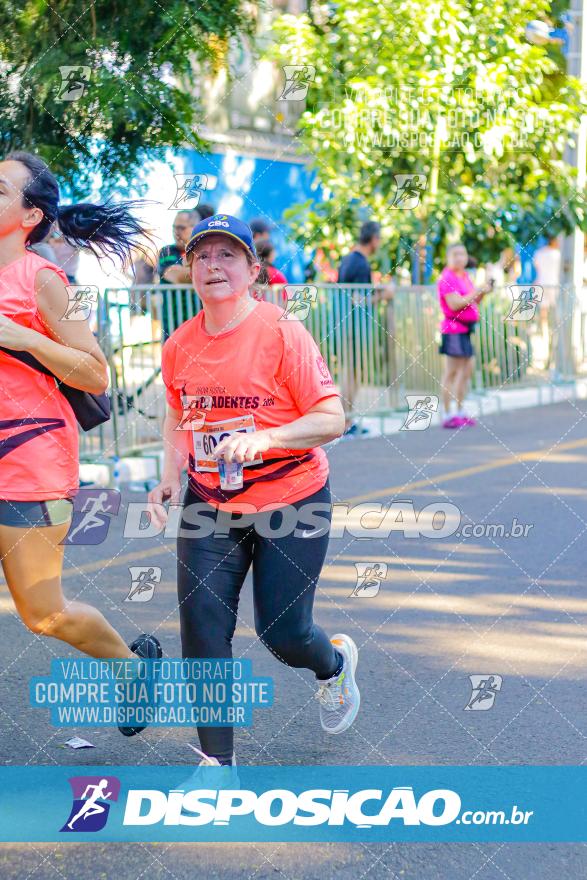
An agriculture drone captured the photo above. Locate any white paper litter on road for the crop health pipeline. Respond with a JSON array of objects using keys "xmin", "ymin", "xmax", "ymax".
[{"xmin": 64, "ymin": 737, "xmax": 95, "ymax": 749}]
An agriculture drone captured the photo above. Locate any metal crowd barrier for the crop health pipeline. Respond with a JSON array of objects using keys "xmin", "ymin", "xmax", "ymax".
[{"xmin": 80, "ymin": 282, "xmax": 583, "ymax": 462}]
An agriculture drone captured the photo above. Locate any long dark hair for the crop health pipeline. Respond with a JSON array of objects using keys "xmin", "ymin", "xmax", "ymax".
[{"xmin": 7, "ymin": 151, "xmax": 152, "ymax": 265}]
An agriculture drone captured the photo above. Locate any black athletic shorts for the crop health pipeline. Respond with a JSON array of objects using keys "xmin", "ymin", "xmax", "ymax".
[
  {"xmin": 439, "ymin": 331, "xmax": 474, "ymax": 358},
  {"xmin": 0, "ymin": 499, "xmax": 74, "ymax": 528}
]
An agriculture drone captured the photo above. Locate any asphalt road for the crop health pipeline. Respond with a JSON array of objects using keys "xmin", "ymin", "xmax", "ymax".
[{"xmin": 1, "ymin": 401, "xmax": 586, "ymax": 878}]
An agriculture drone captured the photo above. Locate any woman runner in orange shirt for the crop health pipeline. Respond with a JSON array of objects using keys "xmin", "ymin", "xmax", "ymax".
[
  {"xmin": 150, "ymin": 214, "xmax": 362, "ymax": 780},
  {"xmin": 0, "ymin": 152, "xmax": 161, "ymax": 734}
]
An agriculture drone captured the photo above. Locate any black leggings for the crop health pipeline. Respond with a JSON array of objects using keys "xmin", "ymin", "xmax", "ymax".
[{"xmin": 176, "ymin": 479, "xmax": 339, "ymax": 762}]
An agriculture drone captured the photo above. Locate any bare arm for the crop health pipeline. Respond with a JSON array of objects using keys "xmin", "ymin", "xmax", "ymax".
[
  {"xmin": 162, "ymin": 265, "xmax": 192, "ymax": 285},
  {"xmin": 445, "ymin": 283, "xmax": 491, "ymax": 311},
  {"xmin": 0, "ymin": 269, "xmax": 109, "ymax": 394},
  {"xmin": 161, "ymin": 405, "xmax": 189, "ymax": 477},
  {"xmin": 214, "ymin": 396, "xmax": 345, "ymax": 464},
  {"xmin": 266, "ymin": 396, "xmax": 345, "ymax": 450},
  {"xmin": 147, "ymin": 405, "xmax": 187, "ymax": 529}
]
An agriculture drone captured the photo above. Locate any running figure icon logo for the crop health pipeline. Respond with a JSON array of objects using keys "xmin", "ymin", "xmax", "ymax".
[
  {"xmin": 464, "ymin": 674, "xmax": 503, "ymax": 710},
  {"xmin": 60, "ymin": 776, "xmax": 120, "ymax": 833},
  {"xmin": 390, "ymin": 174, "xmax": 427, "ymax": 210},
  {"xmin": 350, "ymin": 562, "xmax": 388, "ymax": 598},
  {"xmin": 60, "ymin": 286, "xmax": 99, "ymax": 322},
  {"xmin": 280, "ymin": 285, "xmax": 318, "ymax": 321},
  {"xmin": 169, "ymin": 173, "xmax": 211, "ymax": 210},
  {"xmin": 56, "ymin": 66, "xmax": 91, "ymax": 102},
  {"xmin": 125, "ymin": 566, "xmax": 162, "ymax": 602},
  {"xmin": 400, "ymin": 395, "xmax": 439, "ymax": 431},
  {"xmin": 278, "ymin": 65, "xmax": 316, "ymax": 100},
  {"xmin": 506, "ymin": 285, "xmax": 543, "ymax": 321},
  {"xmin": 63, "ymin": 489, "xmax": 121, "ymax": 546}
]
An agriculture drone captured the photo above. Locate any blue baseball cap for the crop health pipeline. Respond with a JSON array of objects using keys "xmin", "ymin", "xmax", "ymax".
[{"xmin": 186, "ymin": 214, "xmax": 257, "ymax": 258}]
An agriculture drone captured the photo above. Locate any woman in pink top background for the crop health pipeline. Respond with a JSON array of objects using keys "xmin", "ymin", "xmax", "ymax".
[{"xmin": 437, "ymin": 243, "xmax": 491, "ymax": 428}]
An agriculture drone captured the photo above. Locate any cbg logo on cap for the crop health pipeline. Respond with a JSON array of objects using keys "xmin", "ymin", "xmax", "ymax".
[
  {"xmin": 186, "ymin": 214, "xmax": 257, "ymax": 258},
  {"xmin": 207, "ymin": 215, "xmax": 230, "ymax": 228}
]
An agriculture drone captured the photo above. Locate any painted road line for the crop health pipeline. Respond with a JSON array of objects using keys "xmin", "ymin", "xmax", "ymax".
[
  {"xmin": 58, "ymin": 436, "xmax": 587, "ymax": 578},
  {"xmin": 346, "ymin": 437, "xmax": 587, "ymax": 503}
]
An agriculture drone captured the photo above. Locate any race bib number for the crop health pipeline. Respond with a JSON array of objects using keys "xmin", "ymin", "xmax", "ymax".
[{"xmin": 192, "ymin": 414, "xmax": 262, "ymax": 473}]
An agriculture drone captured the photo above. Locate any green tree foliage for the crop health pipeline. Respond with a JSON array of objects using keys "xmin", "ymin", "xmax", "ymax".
[
  {"xmin": 271, "ymin": 0, "xmax": 587, "ymax": 270},
  {"xmin": 0, "ymin": 0, "xmax": 255, "ymax": 195}
]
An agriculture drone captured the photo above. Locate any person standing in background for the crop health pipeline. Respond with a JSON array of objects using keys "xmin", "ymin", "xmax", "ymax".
[
  {"xmin": 157, "ymin": 209, "xmax": 200, "ymax": 338},
  {"xmin": 532, "ymin": 237, "xmax": 561, "ymax": 366},
  {"xmin": 29, "ymin": 234, "xmax": 57, "ymax": 263},
  {"xmin": 533, "ymin": 237, "xmax": 561, "ymax": 295},
  {"xmin": 250, "ymin": 218, "xmax": 272, "ymax": 248},
  {"xmin": 196, "ymin": 204, "xmax": 215, "ymax": 221},
  {"xmin": 131, "ymin": 251, "xmax": 156, "ymax": 286},
  {"xmin": 129, "ymin": 247, "xmax": 156, "ymax": 316},
  {"xmin": 50, "ymin": 228, "xmax": 80, "ymax": 283},
  {"xmin": 336, "ymin": 221, "xmax": 393, "ymax": 435},
  {"xmin": 338, "ymin": 221, "xmax": 380, "ymax": 285},
  {"xmin": 253, "ymin": 240, "xmax": 288, "ymax": 303},
  {"xmin": 438, "ymin": 243, "xmax": 491, "ymax": 428},
  {"xmin": 257, "ymin": 240, "xmax": 288, "ymax": 285},
  {"xmin": 157, "ymin": 210, "xmax": 200, "ymax": 286}
]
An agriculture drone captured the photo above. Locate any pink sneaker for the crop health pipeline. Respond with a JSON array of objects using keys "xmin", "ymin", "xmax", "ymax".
[
  {"xmin": 462, "ymin": 416, "xmax": 477, "ymax": 426},
  {"xmin": 442, "ymin": 416, "xmax": 462, "ymax": 428}
]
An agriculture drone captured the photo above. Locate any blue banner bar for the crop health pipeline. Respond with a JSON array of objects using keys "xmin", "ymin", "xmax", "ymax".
[{"xmin": 0, "ymin": 766, "xmax": 585, "ymax": 842}]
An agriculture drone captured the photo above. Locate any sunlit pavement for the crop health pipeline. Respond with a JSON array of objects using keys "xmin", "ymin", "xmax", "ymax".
[{"xmin": 1, "ymin": 400, "xmax": 586, "ymax": 878}]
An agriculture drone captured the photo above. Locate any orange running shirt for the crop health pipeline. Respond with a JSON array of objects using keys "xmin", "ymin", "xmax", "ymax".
[
  {"xmin": 161, "ymin": 300, "xmax": 339, "ymax": 511},
  {"xmin": 0, "ymin": 252, "xmax": 79, "ymax": 500}
]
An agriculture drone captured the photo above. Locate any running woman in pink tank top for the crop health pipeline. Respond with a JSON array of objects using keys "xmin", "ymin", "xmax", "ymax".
[{"xmin": 0, "ymin": 152, "xmax": 161, "ymax": 736}]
